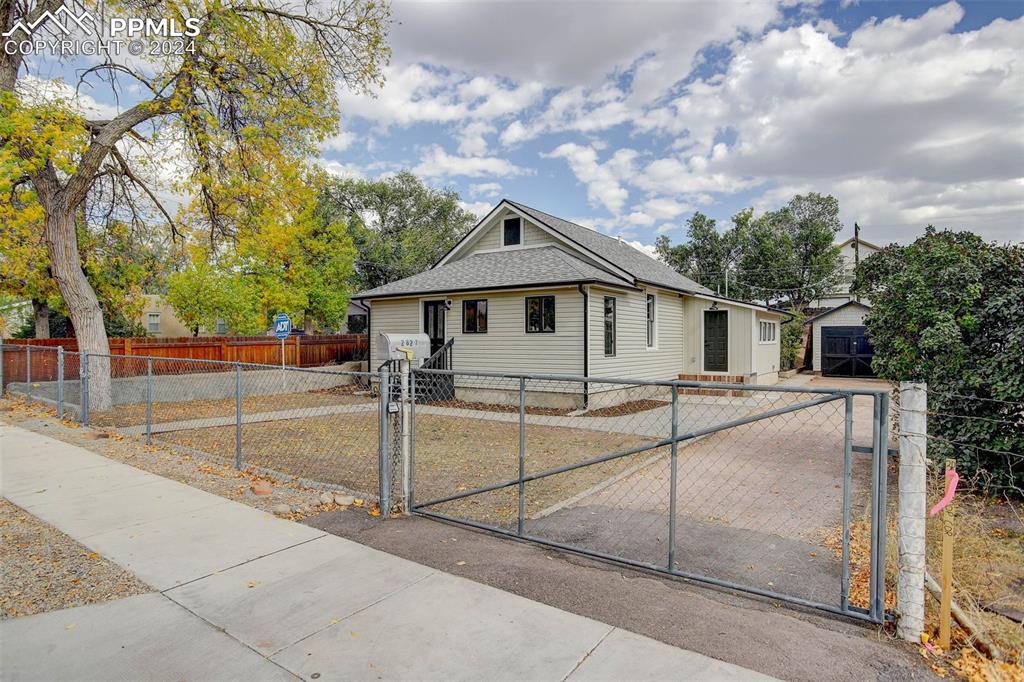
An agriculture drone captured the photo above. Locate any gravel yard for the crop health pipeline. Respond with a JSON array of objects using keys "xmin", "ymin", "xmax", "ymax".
[
  {"xmin": 0, "ymin": 498, "xmax": 150, "ymax": 618},
  {"xmin": 154, "ymin": 412, "xmax": 660, "ymax": 522}
]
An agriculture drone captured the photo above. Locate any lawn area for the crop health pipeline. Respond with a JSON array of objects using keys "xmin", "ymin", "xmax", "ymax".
[
  {"xmin": 89, "ymin": 388, "xmax": 373, "ymax": 428},
  {"xmin": 155, "ymin": 412, "xmax": 660, "ymax": 519}
]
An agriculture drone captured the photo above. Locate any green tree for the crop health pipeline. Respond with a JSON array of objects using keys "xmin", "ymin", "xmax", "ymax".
[
  {"xmin": 655, "ymin": 211, "xmax": 745, "ymax": 296},
  {"xmin": 2, "ymin": 0, "xmax": 390, "ymax": 408},
  {"xmin": 853, "ymin": 228, "xmax": 1024, "ymax": 492},
  {"xmin": 317, "ymin": 171, "xmax": 476, "ymax": 289},
  {"xmin": 165, "ymin": 259, "xmax": 263, "ymax": 336}
]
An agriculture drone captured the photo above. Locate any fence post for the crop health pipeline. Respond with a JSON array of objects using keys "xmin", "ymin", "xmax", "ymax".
[
  {"xmin": 400, "ymin": 357, "xmax": 411, "ymax": 512},
  {"xmin": 896, "ymin": 382, "xmax": 927, "ymax": 642},
  {"xmin": 146, "ymin": 358, "xmax": 153, "ymax": 445},
  {"xmin": 841, "ymin": 394, "xmax": 854, "ymax": 609},
  {"xmin": 408, "ymin": 367, "xmax": 417, "ymax": 511},
  {"xmin": 378, "ymin": 366, "xmax": 391, "ymax": 514},
  {"xmin": 25, "ymin": 345, "xmax": 31, "ymax": 401},
  {"xmin": 235, "ymin": 362, "xmax": 242, "ymax": 469},
  {"xmin": 56, "ymin": 347, "xmax": 64, "ymax": 420},
  {"xmin": 668, "ymin": 383, "xmax": 679, "ymax": 571},
  {"xmin": 0, "ymin": 342, "xmax": 4, "ymax": 395},
  {"xmin": 518, "ymin": 377, "xmax": 526, "ymax": 536},
  {"xmin": 80, "ymin": 353, "xmax": 90, "ymax": 426}
]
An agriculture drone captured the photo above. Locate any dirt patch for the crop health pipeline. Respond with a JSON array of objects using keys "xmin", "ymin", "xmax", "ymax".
[
  {"xmin": 580, "ymin": 399, "xmax": 669, "ymax": 417},
  {"xmin": 154, "ymin": 412, "xmax": 658, "ymax": 523},
  {"xmin": 88, "ymin": 386, "xmax": 372, "ymax": 428},
  {"xmin": 419, "ymin": 398, "xmax": 570, "ymax": 416},
  {"xmin": 0, "ymin": 498, "xmax": 150, "ymax": 619}
]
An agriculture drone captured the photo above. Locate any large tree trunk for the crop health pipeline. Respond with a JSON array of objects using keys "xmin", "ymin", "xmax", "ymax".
[
  {"xmin": 32, "ymin": 300, "xmax": 50, "ymax": 339},
  {"xmin": 43, "ymin": 208, "xmax": 112, "ymax": 411}
]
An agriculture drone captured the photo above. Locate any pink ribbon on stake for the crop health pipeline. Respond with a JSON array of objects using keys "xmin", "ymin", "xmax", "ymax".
[{"xmin": 929, "ymin": 470, "xmax": 960, "ymax": 517}]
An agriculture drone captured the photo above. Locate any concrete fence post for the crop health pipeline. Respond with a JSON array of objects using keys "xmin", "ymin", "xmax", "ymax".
[{"xmin": 897, "ymin": 381, "xmax": 927, "ymax": 642}]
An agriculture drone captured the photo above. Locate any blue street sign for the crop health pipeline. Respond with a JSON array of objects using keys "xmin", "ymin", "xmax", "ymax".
[{"xmin": 273, "ymin": 313, "xmax": 292, "ymax": 340}]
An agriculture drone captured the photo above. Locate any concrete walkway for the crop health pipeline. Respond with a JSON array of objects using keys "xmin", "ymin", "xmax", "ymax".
[{"xmin": 0, "ymin": 425, "xmax": 772, "ymax": 682}]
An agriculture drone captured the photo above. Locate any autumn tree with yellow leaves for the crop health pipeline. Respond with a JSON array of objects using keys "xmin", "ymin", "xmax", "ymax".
[{"xmin": 1, "ymin": 0, "xmax": 391, "ymax": 409}]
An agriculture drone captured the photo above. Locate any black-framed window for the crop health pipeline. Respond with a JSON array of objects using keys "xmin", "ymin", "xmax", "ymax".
[
  {"xmin": 646, "ymin": 293, "xmax": 656, "ymax": 348},
  {"xmin": 462, "ymin": 299, "xmax": 488, "ymax": 333},
  {"xmin": 603, "ymin": 296, "xmax": 616, "ymax": 356},
  {"xmin": 503, "ymin": 217, "xmax": 522, "ymax": 246},
  {"xmin": 525, "ymin": 295, "xmax": 555, "ymax": 333}
]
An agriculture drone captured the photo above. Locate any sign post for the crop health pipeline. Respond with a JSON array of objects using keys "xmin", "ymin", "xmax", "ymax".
[{"xmin": 273, "ymin": 313, "xmax": 292, "ymax": 368}]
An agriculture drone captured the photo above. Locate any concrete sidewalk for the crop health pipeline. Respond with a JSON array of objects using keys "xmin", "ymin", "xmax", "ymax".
[{"xmin": 0, "ymin": 425, "xmax": 771, "ymax": 682}]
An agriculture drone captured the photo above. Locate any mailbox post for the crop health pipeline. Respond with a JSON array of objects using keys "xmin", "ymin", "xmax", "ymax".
[{"xmin": 377, "ymin": 333, "xmax": 431, "ymax": 513}]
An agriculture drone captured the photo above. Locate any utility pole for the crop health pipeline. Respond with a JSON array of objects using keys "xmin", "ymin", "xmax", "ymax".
[{"xmin": 853, "ymin": 222, "xmax": 861, "ymax": 303}]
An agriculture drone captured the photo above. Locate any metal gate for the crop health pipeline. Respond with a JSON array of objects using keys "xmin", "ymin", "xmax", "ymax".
[{"xmin": 406, "ymin": 369, "xmax": 892, "ymax": 623}]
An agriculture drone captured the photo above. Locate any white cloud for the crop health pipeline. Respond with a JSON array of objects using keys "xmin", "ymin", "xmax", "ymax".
[
  {"xmin": 413, "ymin": 145, "xmax": 529, "ymax": 179},
  {"xmin": 543, "ymin": 143, "xmax": 638, "ymax": 215},
  {"xmin": 470, "ymin": 182, "xmax": 503, "ymax": 198},
  {"xmin": 459, "ymin": 200, "xmax": 494, "ymax": 217},
  {"xmin": 625, "ymin": 240, "xmax": 660, "ymax": 260},
  {"xmin": 319, "ymin": 159, "xmax": 363, "ymax": 179},
  {"xmin": 321, "ymin": 130, "xmax": 355, "ymax": 153},
  {"xmin": 456, "ymin": 121, "xmax": 496, "ymax": 156}
]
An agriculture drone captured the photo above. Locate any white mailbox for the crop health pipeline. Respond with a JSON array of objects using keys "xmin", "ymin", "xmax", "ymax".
[{"xmin": 377, "ymin": 332, "xmax": 432, "ymax": 361}]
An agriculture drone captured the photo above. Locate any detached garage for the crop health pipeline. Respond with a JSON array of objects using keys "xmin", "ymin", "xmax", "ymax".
[{"xmin": 805, "ymin": 301, "xmax": 875, "ymax": 377}]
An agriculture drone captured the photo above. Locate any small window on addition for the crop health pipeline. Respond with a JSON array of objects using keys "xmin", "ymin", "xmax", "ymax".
[
  {"xmin": 525, "ymin": 295, "xmax": 555, "ymax": 333},
  {"xmin": 463, "ymin": 299, "xmax": 488, "ymax": 333},
  {"xmin": 502, "ymin": 217, "xmax": 522, "ymax": 247}
]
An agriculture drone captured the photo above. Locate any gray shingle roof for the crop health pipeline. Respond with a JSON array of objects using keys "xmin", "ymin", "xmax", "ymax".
[
  {"xmin": 354, "ymin": 246, "xmax": 633, "ymax": 299},
  {"xmin": 506, "ymin": 200, "xmax": 714, "ymax": 295}
]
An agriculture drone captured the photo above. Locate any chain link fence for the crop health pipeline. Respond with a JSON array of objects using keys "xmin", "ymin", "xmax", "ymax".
[
  {"xmin": 2, "ymin": 344, "xmax": 382, "ymax": 500},
  {"xmin": 1, "ymin": 343, "xmax": 892, "ymax": 622},
  {"xmin": 410, "ymin": 368, "xmax": 891, "ymax": 621}
]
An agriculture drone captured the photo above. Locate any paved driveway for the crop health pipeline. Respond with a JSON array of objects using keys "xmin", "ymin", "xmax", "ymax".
[{"xmin": 522, "ymin": 375, "xmax": 893, "ymax": 608}]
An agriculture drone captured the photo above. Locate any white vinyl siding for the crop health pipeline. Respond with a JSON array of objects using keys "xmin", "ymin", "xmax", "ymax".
[
  {"xmin": 587, "ymin": 286, "xmax": 684, "ymax": 381},
  {"xmin": 680, "ymin": 298, "xmax": 755, "ymax": 378},
  {"xmin": 368, "ymin": 298, "xmax": 421, "ymax": 367},
  {"xmin": 755, "ymin": 311, "xmax": 782, "ymax": 383},
  {"xmin": 451, "ymin": 209, "xmax": 561, "ymax": 259},
  {"xmin": 447, "ymin": 288, "xmax": 584, "ymax": 375}
]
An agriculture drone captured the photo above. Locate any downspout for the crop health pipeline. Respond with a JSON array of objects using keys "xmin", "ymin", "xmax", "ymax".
[
  {"xmin": 578, "ymin": 284, "xmax": 589, "ymax": 409},
  {"xmin": 365, "ymin": 301, "xmax": 372, "ymax": 367}
]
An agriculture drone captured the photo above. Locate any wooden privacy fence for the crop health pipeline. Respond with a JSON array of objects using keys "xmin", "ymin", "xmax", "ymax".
[{"xmin": 1, "ymin": 335, "xmax": 368, "ymax": 385}]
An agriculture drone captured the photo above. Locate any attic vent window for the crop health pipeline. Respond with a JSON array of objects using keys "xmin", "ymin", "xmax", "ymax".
[{"xmin": 502, "ymin": 217, "xmax": 522, "ymax": 247}]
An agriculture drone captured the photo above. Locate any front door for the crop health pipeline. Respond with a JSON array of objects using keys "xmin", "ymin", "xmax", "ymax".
[
  {"xmin": 703, "ymin": 310, "xmax": 728, "ymax": 372},
  {"xmin": 423, "ymin": 301, "xmax": 446, "ymax": 356}
]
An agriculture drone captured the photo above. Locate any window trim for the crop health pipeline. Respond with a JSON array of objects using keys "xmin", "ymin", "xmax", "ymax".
[
  {"xmin": 603, "ymin": 296, "xmax": 616, "ymax": 356},
  {"xmin": 525, "ymin": 295, "xmax": 556, "ymax": 334},
  {"xmin": 500, "ymin": 216, "xmax": 523, "ymax": 248},
  {"xmin": 645, "ymin": 292, "xmax": 657, "ymax": 349},
  {"xmin": 462, "ymin": 299, "xmax": 488, "ymax": 334}
]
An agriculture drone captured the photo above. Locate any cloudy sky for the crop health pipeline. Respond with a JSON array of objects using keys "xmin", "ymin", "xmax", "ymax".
[
  {"xmin": 321, "ymin": 0, "xmax": 1023, "ymax": 251},
  {"xmin": 23, "ymin": 0, "xmax": 1024, "ymax": 252}
]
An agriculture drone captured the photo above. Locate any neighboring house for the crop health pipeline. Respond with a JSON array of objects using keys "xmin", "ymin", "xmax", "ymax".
[
  {"xmin": 138, "ymin": 294, "xmax": 226, "ymax": 337},
  {"xmin": 355, "ymin": 200, "xmax": 784, "ymax": 408},
  {"xmin": 809, "ymin": 236, "xmax": 881, "ymax": 308},
  {"xmin": 0, "ymin": 300, "xmax": 32, "ymax": 337},
  {"xmin": 343, "ymin": 300, "xmax": 368, "ymax": 333},
  {"xmin": 804, "ymin": 301, "xmax": 875, "ymax": 377}
]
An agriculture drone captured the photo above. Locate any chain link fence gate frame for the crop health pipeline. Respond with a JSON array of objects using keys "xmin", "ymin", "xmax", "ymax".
[{"xmin": 402, "ymin": 367, "xmax": 893, "ymax": 624}]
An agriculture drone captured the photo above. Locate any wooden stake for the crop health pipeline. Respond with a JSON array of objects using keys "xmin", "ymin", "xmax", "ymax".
[{"xmin": 939, "ymin": 458, "xmax": 956, "ymax": 650}]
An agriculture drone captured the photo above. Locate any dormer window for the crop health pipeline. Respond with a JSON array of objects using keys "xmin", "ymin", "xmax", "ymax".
[{"xmin": 502, "ymin": 217, "xmax": 522, "ymax": 247}]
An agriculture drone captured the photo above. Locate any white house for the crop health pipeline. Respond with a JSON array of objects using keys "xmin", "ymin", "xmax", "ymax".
[
  {"xmin": 354, "ymin": 200, "xmax": 785, "ymax": 407},
  {"xmin": 810, "ymin": 236, "xmax": 881, "ymax": 309}
]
